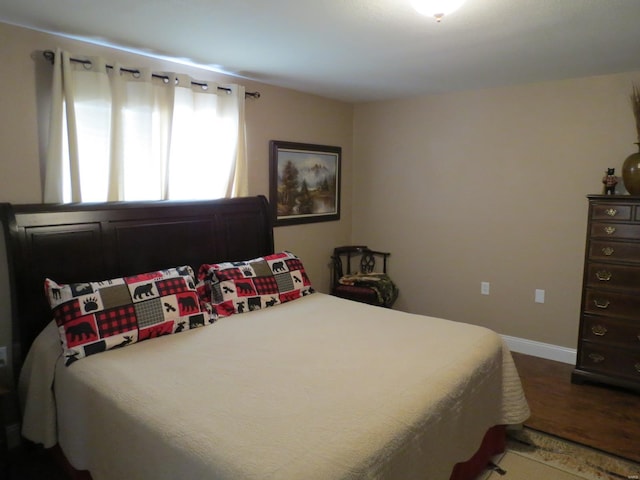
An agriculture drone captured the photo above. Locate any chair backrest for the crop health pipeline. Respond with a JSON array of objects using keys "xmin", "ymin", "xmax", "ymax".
[{"xmin": 331, "ymin": 245, "xmax": 391, "ymax": 287}]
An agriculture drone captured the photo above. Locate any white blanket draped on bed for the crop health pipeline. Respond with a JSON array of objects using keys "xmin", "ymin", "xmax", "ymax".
[{"xmin": 20, "ymin": 293, "xmax": 529, "ymax": 480}]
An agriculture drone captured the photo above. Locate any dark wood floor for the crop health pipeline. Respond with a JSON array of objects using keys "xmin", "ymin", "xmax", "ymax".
[{"xmin": 511, "ymin": 352, "xmax": 640, "ymax": 463}]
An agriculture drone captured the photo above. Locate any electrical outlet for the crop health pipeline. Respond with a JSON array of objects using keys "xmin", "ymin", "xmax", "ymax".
[
  {"xmin": 535, "ymin": 289, "xmax": 545, "ymax": 304},
  {"xmin": 0, "ymin": 346, "xmax": 7, "ymax": 368},
  {"xmin": 481, "ymin": 282, "xmax": 490, "ymax": 295}
]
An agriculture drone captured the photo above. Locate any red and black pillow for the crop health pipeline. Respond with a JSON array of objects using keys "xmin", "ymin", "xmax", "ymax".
[
  {"xmin": 45, "ymin": 266, "xmax": 206, "ymax": 365},
  {"xmin": 197, "ymin": 251, "xmax": 314, "ymax": 321}
]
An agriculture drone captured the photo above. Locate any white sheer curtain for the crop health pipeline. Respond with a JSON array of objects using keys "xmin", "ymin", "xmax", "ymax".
[{"xmin": 44, "ymin": 48, "xmax": 248, "ymax": 203}]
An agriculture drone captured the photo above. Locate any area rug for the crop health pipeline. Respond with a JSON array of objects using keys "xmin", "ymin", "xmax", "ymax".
[{"xmin": 480, "ymin": 427, "xmax": 640, "ymax": 480}]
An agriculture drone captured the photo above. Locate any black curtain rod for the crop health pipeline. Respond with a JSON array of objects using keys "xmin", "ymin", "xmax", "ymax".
[{"xmin": 42, "ymin": 50, "xmax": 260, "ymax": 99}]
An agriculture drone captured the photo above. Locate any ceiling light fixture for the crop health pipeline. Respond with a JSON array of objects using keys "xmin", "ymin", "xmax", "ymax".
[{"xmin": 411, "ymin": 0, "xmax": 466, "ymax": 22}]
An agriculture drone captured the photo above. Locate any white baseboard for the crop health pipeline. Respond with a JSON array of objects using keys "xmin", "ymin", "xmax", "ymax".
[{"xmin": 501, "ymin": 334, "xmax": 576, "ymax": 365}]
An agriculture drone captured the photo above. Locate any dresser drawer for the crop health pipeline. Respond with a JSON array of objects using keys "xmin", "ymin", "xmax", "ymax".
[
  {"xmin": 591, "ymin": 204, "xmax": 633, "ymax": 221},
  {"xmin": 581, "ymin": 315, "xmax": 640, "ymax": 348},
  {"xmin": 583, "ymin": 289, "xmax": 640, "ymax": 319},
  {"xmin": 588, "ymin": 240, "xmax": 640, "ymax": 263},
  {"xmin": 578, "ymin": 342, "xmax": 640, "ymax": 381},
  {"xmin": 585, "ymin": 262, "xmax": 640, "ymax": 289},
  {"xmin": 590, "ymin": 222, "xmax": 640, "ymax": 239}
]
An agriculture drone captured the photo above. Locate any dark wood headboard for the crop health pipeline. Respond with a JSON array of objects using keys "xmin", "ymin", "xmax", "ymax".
[{"xmin": 0, "ymin": 196, "xmax": 274, "ymax": 380}]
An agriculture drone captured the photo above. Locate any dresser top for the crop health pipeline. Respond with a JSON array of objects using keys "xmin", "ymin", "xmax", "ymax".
[{"xmin": 588, "ymin": 195, "xmax": 640, "ymax": 201}]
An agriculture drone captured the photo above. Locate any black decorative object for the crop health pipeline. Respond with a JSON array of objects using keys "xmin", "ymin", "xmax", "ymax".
[{"xmin": 602, "ymin": 168, "xmax": 618, "ymax": 195}]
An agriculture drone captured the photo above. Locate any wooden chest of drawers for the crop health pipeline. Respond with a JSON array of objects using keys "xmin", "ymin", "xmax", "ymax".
[{"xmin": 572, "ymin": 195, "xmax": 640, "ymax": 392}]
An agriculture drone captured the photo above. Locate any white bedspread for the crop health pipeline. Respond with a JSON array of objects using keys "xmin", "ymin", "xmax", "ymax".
[{"xmin": 20, "ymin": 293, "xmax": 529, "ymax": 480}]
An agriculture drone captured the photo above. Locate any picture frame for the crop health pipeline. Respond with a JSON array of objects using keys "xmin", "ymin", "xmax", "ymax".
[{"xmin": 269, "ymin": 140, "xmax": 341, "ymax": 226}]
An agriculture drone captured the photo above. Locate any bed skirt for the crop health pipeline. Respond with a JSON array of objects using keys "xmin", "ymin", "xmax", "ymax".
[
  {"xmin": 450, "ymin": 424, "xmax": 506, "ymax": 480},
  {"xmin": 49, "ymin": 424, "xmax": 506, "ymax": 480}
]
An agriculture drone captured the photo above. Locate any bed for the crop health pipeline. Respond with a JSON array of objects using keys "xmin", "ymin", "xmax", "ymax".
[{"xmin": 0, "ymin": 195, "xmax": 529, "ymax": 480}]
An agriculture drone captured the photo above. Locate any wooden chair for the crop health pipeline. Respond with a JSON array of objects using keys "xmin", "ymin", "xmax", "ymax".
[{"xmin": 331, "ymin": 245, "xmax": 398, "ymax": 307}]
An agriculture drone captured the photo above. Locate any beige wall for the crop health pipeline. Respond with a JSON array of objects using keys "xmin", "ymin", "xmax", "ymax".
[
  {"xmin": 3, "ymin": 19, "xmax": 640, "ymax": 385},
  {"xmin": 353, "ymin": 72, "xmax": 640, "ymax": 348},
  {"xmin": 0, "ymin": 21, "xmax": 353, "ymax": 383}
]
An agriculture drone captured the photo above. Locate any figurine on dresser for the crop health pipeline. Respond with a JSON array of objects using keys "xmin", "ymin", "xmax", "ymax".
[{"xmin": 602, "ymin": 168, "xmax": 618, "ymax": 195}]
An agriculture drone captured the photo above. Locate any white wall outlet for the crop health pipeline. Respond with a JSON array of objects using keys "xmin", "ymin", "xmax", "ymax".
[
  {"xmin": 481, "ymin": 282, "xmax": 490, "ymax": 295},
  {"xmin": 0, "ymin": 346, "xmax": 7, "ymax": 368},
  {"xmin": 535, "ymin": 289, "xmax": 545, "ymax": 303}
]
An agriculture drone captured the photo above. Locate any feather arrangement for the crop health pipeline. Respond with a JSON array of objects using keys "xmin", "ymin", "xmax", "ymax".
[{"xmin": 632, "ymin": 83, "xmax": 640, "ymax": 143}]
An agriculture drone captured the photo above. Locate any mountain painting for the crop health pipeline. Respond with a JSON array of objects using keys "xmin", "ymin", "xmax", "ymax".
[{"xmin": 270, "ymin": 142, "xmax": 341, "ymax": 225}]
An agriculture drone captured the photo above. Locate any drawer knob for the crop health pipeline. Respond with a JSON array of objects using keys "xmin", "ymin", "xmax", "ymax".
[
  {"xmin": 601, "ymin": 247, "xmax": 615, "ymax": 256},
  {"xmin": 589, "ymin": 353, "xmax": 605, "ymax": 363},
  {"xmin": 605, "ymin": 208, "xmax": 618, "ymax": 217},
  {"xmin": 604, "ymin": 226, "xmax": 616, "ymax": 235},
  {"xmin": 591, "ymin": 325, "xmax": 608, "ymax": 336},
  {"xmin": 593, "ymin": 299, "xmax": 610, "ymax": 309},
  {"xmin": 595, "ymin": 270, "xmax": 612, "ymax": 281}
]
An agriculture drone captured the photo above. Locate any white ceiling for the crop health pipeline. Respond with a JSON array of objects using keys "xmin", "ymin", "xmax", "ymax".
[{"xmin": 2, "ymin": 0, "xmax": 640, "ymax": 103}]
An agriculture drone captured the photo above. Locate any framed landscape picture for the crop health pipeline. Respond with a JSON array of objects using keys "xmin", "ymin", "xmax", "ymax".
[{"xmin": 269, "ymin": 140, "xmax": 341, "ymax": 226}]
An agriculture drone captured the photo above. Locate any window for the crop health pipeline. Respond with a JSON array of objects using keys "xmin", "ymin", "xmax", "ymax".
[{"xmin": 44, "ymin": 50, "xmax": 247, "ymax": 203}]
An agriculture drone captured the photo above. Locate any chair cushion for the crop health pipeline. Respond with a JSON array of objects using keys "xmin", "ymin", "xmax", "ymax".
[
  {"xmin": 333, "ymin": 285, "xmax": 380, "ymax": 304},
  {"xmin": 335, "ymin": 273, "xmax": 398, "ymax": 307}
]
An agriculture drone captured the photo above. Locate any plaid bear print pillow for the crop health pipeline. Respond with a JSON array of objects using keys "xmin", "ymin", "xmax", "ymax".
[
  {"xmin": 45, "ymin": 266, "xmax": 207, "ymax": 366},
  {"xmin": 197, "ymin": 251, "xmax": 314, "ymax": 321}
]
